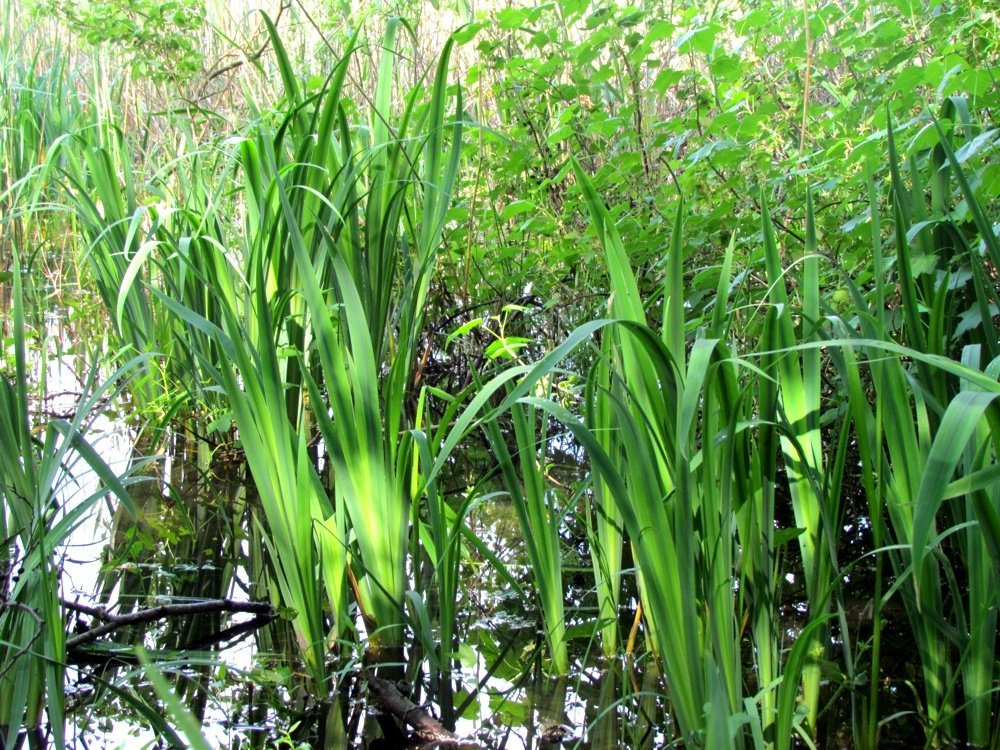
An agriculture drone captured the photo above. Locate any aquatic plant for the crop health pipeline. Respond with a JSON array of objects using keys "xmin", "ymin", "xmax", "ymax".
[
  {"xmin": 155, "ymin": 15, "xmax": 465, "ymax": 686},
  {"xmin": 0, "ymin": 252, "xmax": 139, "ymax": 748},
  {"xmin": 833, "ymin": 108, "xmax": 1000, "ymax": 748},
  {"xmin": 482, "ymin": 394, "xmax": 570, "ymax": 674}
]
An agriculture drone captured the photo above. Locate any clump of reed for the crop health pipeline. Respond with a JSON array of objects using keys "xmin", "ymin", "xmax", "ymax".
[
  {"xmin": 468, "ymin": 103, "xmax": 999, "ymax": 747},
  {"xmin": 0, "ymin": 252, "xmax": 141, "ymax": 748},
  {"xmin": 151, "ymin": 15, "xmax": 466, "ymax": 690}
]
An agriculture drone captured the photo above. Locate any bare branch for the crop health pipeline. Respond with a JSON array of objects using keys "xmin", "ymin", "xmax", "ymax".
[{"xmin": 64, "ymin": 598, "xmax": 275, "ymax": 649}]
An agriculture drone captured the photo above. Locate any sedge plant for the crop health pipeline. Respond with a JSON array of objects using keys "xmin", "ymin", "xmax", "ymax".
[
  {"xmin": 481, "ymin": 392, "xmax": 570, "ymax": 674},
  {"xmin": 503, "ymin": 161, "xmax": 751, "ymax": 745}
]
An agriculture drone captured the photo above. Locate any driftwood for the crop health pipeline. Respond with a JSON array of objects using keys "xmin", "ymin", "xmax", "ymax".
[{"xmin": 367, "ymin": 676, "xmax": 481, "ymax": 749}]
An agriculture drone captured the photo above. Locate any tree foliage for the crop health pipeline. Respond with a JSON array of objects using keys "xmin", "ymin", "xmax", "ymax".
[{"xmin": 32, "ymin": 0, "xmax": 206, "ymax": 81}]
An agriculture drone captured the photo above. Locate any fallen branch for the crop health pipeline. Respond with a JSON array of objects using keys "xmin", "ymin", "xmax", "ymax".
[
  {"xmin": 179, "ymin": 612, "xmax": 276, "ymax": 651},
  {"xmin": 64, "ymin": 598, "xmax": 274, "ymax": 649},
  {"xmin": 367, "ymin": 676, "xmax": 478, "ymax": 748}
]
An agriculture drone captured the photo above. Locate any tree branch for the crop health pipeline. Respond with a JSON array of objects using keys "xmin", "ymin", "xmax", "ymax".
[{"xmin": 64, "ymin": 598, "xmax": 275, "ymax": 649}]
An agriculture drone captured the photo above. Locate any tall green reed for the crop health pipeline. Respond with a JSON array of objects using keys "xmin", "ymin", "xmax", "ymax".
[
  {"xmin": 46, "ymin": 126, "xmax": 244, "ymax": 655},
  {"xmin": 759, "ymin": 190, "xmax": 844, "ymax": 735},
  {"xmin": 44, "ymin": 83, "xmax": 233, "ymax": 434},
  {"xmin": 409, "ymin": 382, "xmax": 493, "ymax": 725},
  {"xmin": 243, "ymin": 15, "xmax": 463, "ymax": 650},
  {"xmin": 477, "ymin": 156, "xmax": 973, "ymax": 746},
  {"xmin": 1, "ymin": 9, "xmax": 83, "ymax": 287},
  {"xmin": 832, "ymin": 106, "xmax": 1000, "ymax": 747},
  {"xmin": 165, "ymin": 276, "xmax": 341, "ymax": 687},
  {"xmin": 583, "ymin": 341, "xmax": 624, "ymax": 662},
  {"xmin": 504, "ymin": 161, "xmax": 750, "ymax": 745},
  {"xmin": 52, "ymin": 132, "xmax": 166, "ymax": 415},
  {"xmin": 482, "ymin": 394, "xmax": 569, "ymax": 674},
  {"xmin": 0, "ymin": 252, "xmax": 138, "ymax": 749},
  {"xmin": 160, "ymin": 15, "xmax": 464, "ymax": 680}
]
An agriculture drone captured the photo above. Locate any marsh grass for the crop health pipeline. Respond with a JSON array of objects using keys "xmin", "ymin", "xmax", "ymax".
[
  {"xmin": 482, "ymin": 394, "xmax": 570, "ymax": 674},
  {"xmin": 0, "ymin": 252, "xmax": 141, "ymax": 748},
  {"xmin": 484, "ymin": 160, "xmax": 753, "ymax": 744},
  {"xmin": 583, "ymin": 342, "xmax": 624, "ymax": 662},
  {"xmin": 151, "ymin": 15, "xmax": 466, "ymax": 686},
  {"xmin": 485, "ymin": 130, "xmax": 1000, "ymax": 747},
  {"xmin": 759, "ymin": 190, "xmax": 843, "ymax": 734},
  {"xmin": 832, "ymin": 109, "xmax": 1000, "ymax": 747}
]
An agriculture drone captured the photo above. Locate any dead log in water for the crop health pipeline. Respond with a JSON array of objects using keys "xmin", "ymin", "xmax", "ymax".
[{"xmin": 366, "ymin": 676, "xmax": 480, "ymax": 748}]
